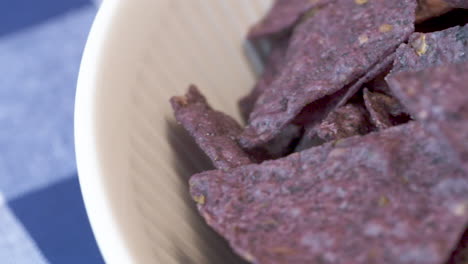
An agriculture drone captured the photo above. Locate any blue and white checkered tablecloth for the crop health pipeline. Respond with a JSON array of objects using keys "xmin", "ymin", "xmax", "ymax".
[{"xmin": 0, "ymin": 0, "xmax": 104, "ymax": 263}]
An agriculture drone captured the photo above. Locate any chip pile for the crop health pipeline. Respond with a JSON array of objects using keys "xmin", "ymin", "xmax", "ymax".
[{"xmin": 170, "ymin": 1, "xmax": 468, "ymax": 263}]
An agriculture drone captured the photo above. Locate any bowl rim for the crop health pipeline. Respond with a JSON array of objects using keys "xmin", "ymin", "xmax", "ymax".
[{"xmin": 74, "ymin": 1, "xmax": 135, "ymax": 263}]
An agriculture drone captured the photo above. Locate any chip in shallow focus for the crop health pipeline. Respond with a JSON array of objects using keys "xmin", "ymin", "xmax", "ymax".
[
  {"xmin": 387, "ymin": 62, "xmax": 468, "ymax": 173},
  {"xmin": 170, "ymin": 85, "xmax": 253, "ymax": 170},
  {"xmin": 240, "ymin": 0, "xmax": 416, "ymax": 148},
  {"xmin": 190, "ymin": 122, "xmax": 468, "ymax": 264},
  {"xmin": 247, "ymin": 0, "xmax": 332, "ymax": 39}
]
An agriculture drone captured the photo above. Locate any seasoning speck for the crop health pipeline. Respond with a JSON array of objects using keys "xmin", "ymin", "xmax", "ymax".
[
  {"xmin": 193, "ymin": 194, "xmax": 206, "ymax": 205},
  {"xmin": 378, "ymin": 195, "xmax": 390, "ymax": 207},
  {"xmin": 405, "ymin": 86, "xmax": 417, "ymax": 96},
  {"xmin": 417, "ymin": 110, "xmax": 429, "ymax": 120},
  {"xmin": 452, "ymin": 202, "xmax": 467, "ymax": 216},
  {"xmin": 359, "ymin": 34, "xmax": 369, "ymax": 45},
  {"xmin": 414, "ymin": 34, "xmax": 428, "ymax": 56},
  {"xmin": 379, "ymin": 24, "xmax": 393, "ymax": 33}
]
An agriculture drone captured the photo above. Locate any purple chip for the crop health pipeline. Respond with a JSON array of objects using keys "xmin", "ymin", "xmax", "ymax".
[
  {"xmin": 391, "ymin": 25, "xmax": 468, "ymax": 75},
  {"xmin": 248, "ymin": 0, "xmax": 331, "ymax": 39},
  {"xmin": 239, "ymin": 37, "xmax": 289, "ymax": 122},
  {"xmin": 258, "ymin": 124, "xmax": 302, "ymax": 159},
  {"xmin": 362, "ymin": 59, "xmax": 393, "ymax": 95},
  {"xmin": 335, "ymin": 52, "xmax": 397, "ymax": 109},
  {"xmin": 191, "ymin": 122, "xmax": 468, "ymax": 264},
  {"xmin": 296, "ymin": 103, "xmax": 372, "ymax": 151},
  {"xmin": 387, "ymin": 62, "xmax": 468, "ymax": 172},
  {"xmin": 436, "ymin": 121, "xmax": 468, "ymax": 172},
  {"xmin": 170, "ymin": 85, "xmax": 253, "ymax": 170},
  {"xmin": 387, "ymin": 63, "xmax": 468, "ymax": 122},
  {"xmin": 387, "ymin": 25, "xmax": 468, "ymax": 170},
  {"xmin": 310, "ymin": 103, "xmax": 371, "ymax": 142},
  {"xmin": 363, "ymin": 89, "xmax": 410, "ymax": 130},
  {"xmin": 240, "ymin": 37, "xmax": 303, "ymax": 159},
  {"xmin": 240, "ymin": 0, "xmax": 416, "ymax": 148}
]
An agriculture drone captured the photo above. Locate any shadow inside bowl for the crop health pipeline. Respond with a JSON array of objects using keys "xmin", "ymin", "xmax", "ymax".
[{"xmin": 166, "ymin": 120, "xmax": 248, "ymax": 264}]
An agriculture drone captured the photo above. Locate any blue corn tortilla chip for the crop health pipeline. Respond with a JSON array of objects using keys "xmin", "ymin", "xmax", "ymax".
[
  {"xmin": 391, "ymin": 25, "xmax": 468, "ymax": 75},
  {"xmin": 386, "ymin": 25, "xmax": 468, "ymax": 171},
  {"xmin": 247, "ymin": 0, "xmax": 332, "ymax": 39},
  {"xmin": 335, "ymin": 52, "xmax": 397, "ymax": 109},
  {"xmin": 239, "ymin": 37, "xmax": 289, "ymax": 122},
  {"xmin": 241, "ymin": 36, "xmax": 304, "ymax": 159},
  {"xmin": 190, "ymin": 122, "xmax": 468, "ymax": 264},
  {"xmin": 292, "ymin": 52, "xmax": 396, "ymax": 148},
  {"xmin": 361, "ymin": 57, "xmax": 394, "ymax": 95},
  {"xmin": 296, "ymin": 103, "xmax": 372, "ymax": 151},
  {"xmin": 259, "ymin": 124, "xmax": 302, "ymax": 159},
  {"xmin": 387, "ymin": 62, "xmax": 468, "ymax": 173},
  {"xmin": 308, "ymin": 103, "xmax": 371, "ymax": 142},
  {"xmin": 170, "ymin": 85, "xmax": 254, "ymax": 170},
  {"xmin": 240, "ymin": 0, "xmax": 416, "ymax": 148},
  {"xmin": 363, "ymin": 88, "xmax": 411, "ymax": 130}
]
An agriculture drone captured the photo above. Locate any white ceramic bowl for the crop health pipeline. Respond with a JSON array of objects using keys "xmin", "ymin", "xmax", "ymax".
[{"xmin": 75, "ymin": 0, "xmax": 272, "ymax": 263}]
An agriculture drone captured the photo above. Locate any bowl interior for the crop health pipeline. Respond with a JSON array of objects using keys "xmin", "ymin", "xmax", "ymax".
[{"xmin": 76, "ymin": 0, "xmax": 273, "ymax": 263}]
